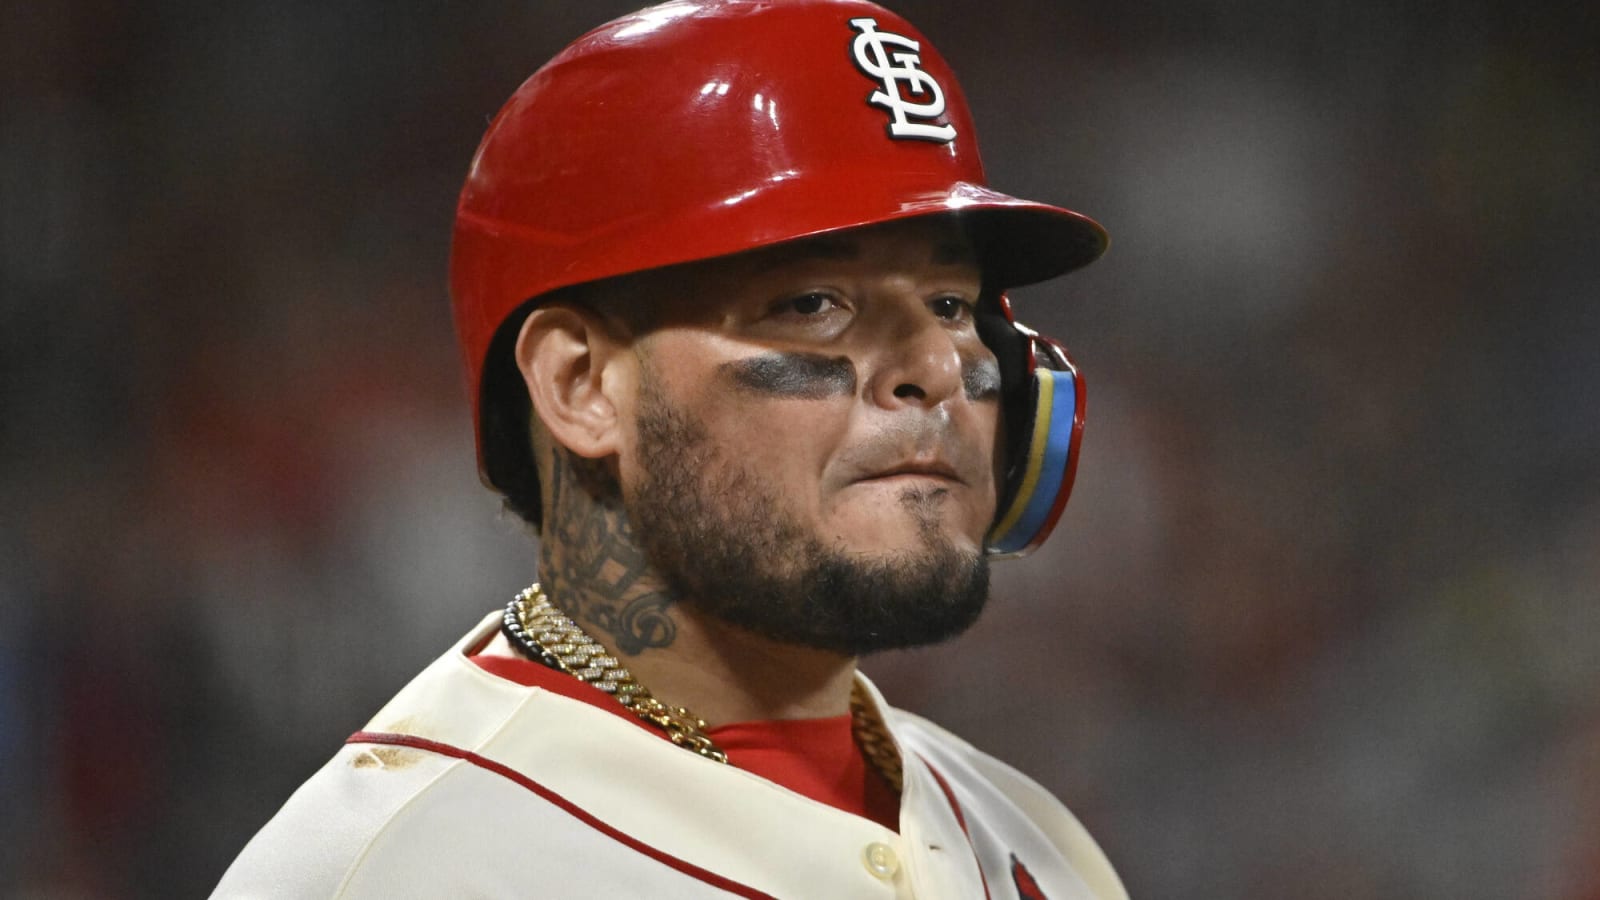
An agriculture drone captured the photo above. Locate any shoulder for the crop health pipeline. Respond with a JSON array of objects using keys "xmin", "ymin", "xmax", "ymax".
[
  {"xmin": 214, "ymin": 613, "xmax": 784, "ymax": 899},
  {"xmin": 889, "ymin": 708, "xmax": 1072, "ymax": 822},
  {"xmin": 212, "ymin": 741, "xmax": 461, "ymax": 898},
  {"xmin": 218, "ymin": 733, "xmax": 732, "ymax": 899},
  {"xmin": 213, "ymin": 613, "xmax": 543, "ymax": 898},
  {"xmin": 888, "ymin": 708, "xmax": 1129, "ymax": 900}
]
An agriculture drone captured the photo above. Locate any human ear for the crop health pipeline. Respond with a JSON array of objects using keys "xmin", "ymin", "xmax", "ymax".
[{"xmin": 514, "ymin": 304, "xmax": 630, "ymax": 460}]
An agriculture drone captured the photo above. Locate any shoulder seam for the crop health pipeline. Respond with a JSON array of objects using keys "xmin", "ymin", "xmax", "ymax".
[
  {"xmin": 344, "ymin": 731, "xmax": 777, "ymax": 899},
  {"xmin": 329, "ymin": 741, "xmax": 469, "ymax": 898}
]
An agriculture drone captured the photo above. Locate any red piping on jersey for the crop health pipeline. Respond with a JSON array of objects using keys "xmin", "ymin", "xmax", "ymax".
[
  {"xmin": 347, "ymin": 731, "xmax": 777, "ymax": 899},
  {"xmin": 922, "ymin": 757, "xmax": 994, "ymax": 900}
]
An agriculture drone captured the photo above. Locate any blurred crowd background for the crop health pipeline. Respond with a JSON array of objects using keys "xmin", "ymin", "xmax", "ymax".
[{"xmin": 2, "ymin": 0, "xmax": 1596, "ymax": 897}]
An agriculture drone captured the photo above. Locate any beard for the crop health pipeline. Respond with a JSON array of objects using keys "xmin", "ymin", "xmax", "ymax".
[{"xmin": 624, "ymin": 378, "xmax": 991, "ymax": 657}]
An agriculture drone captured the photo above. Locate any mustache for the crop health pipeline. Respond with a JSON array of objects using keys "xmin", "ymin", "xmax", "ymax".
[{"xmin": 835, "ymin": 412, "xmax": 986, "ymax": 486}]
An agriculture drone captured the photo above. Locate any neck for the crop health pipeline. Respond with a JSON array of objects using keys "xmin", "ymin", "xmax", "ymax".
[
  {"xmin": 624, "ymin": 605, "xmax": 858, "ymax": 723},
  {"xmin": 534, "ymin": 448, "xmax": 856, "ymax": 725}
]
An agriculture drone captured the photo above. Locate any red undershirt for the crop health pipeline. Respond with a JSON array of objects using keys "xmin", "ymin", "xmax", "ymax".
[{"xmin": 470, "ymin": 653, "xmax": 900, "ymax": 832}]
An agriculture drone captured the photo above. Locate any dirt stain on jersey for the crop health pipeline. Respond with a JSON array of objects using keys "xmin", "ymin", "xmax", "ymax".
[{"xmin": 351, "ymin": 746, "xmax": 419, "ymax": 771}]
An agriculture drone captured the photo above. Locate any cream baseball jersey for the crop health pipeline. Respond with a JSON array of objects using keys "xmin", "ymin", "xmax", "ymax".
[{"xmin": 214, "ymin": 613, "xmax": 1126, "ymax": 899}]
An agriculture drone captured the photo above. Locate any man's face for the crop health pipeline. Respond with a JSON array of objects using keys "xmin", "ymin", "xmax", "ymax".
[{"xmin": 613, "ymin": 218, "xmax": 1003, "ymax": 655}]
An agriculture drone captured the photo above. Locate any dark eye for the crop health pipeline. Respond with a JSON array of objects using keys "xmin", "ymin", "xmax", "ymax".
[
  {"xmin": 929, "ymin": 295, "xmax": 974, "ymax": 321},
  {"xmin": 783, "ymin": 292, "xmax": 838, "ymax": 316}
]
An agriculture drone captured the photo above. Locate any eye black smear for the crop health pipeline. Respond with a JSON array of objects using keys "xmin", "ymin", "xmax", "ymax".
[
  {"xmin": 724, "ymin": 353, "xmax": 856, "ymax": 399},
  {"xmin": 962, "ymin": 357, "xmax": 1002, "ymax": 401}
]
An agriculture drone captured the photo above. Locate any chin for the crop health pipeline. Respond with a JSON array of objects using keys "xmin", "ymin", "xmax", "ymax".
[{"xmin": 828, "ymin": 510, "xmax": 987, "ymax": 558}]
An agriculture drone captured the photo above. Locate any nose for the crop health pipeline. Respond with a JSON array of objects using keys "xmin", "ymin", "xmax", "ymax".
[{"xmin": 866, "ymin": 308, "xmax": 964, "ymax": 411}]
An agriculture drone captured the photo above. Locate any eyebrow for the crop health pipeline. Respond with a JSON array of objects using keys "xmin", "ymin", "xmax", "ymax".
[{"xmin": 930, "ymin": 241, "xmax": 976, "ymax": 266}]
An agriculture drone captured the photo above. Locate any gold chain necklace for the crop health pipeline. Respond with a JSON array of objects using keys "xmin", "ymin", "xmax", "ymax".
[{"xmin": 502, "ymin": 584, "xmax": 902, "ymax": 792}]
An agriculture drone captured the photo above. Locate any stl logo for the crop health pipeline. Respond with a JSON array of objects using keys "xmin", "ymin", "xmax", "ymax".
[{"xmin": 848, "ymin": 17, "xmax": 957, "ymax": 143}]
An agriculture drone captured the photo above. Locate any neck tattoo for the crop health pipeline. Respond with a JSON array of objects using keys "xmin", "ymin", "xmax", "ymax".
[{"xmin": 501, "ymin": 584, "xmax": 903, "ymax": 792}]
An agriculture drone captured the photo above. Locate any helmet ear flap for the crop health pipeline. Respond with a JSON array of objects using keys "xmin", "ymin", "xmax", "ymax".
[
  {"xmin": 975, "ymin": 297, "xmax": 1033, "ymax": 471},
  {"xmin": 481, "ymin": 301, "xmax": 543, "ymax": 528},
  {"xmin": 984, "ymin": 326, "xmax": 1086, "ymax": 559}
]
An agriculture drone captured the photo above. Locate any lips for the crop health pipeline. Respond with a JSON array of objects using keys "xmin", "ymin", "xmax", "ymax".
[
  {"xmin": 837, "ymin": 419, "xmax": 981, "ymax": 491},
  {"xmin": 855, "ymin": 459, "xmax": 964, "ymax": 485}
]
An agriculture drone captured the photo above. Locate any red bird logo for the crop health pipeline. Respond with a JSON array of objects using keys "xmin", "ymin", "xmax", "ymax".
[{"xmin": 1011, "ymin": 853, "xmax": 1048, "ymax": 900}]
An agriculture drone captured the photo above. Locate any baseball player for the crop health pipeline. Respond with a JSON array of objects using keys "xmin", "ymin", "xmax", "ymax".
[{"xmin": 214, "ymin": 1, "xmax": 1123, "ymax": 897}]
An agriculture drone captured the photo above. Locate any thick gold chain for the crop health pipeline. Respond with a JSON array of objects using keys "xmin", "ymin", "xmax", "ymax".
[
  {"xmin": 505, "ymin": 584, "xmax": 727, "ymax": 763},
  {"xmin": 503, "ymin": 584, "xmax": 902, "ymax": 791},
  {"xmin": 850, "ymin": 685, "xmax": 903, "ymax": 793}
]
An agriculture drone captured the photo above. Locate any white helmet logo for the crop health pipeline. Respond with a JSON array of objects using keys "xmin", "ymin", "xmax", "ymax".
[{"xmin": 848, "ymin": 17, "xmax": 957, "ymax": 144}]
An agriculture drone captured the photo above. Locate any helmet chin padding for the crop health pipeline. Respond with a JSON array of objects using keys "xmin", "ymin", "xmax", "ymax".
[{"xmin": 982, "ymin": 318, "xmax": 1086, "ymax": 560}]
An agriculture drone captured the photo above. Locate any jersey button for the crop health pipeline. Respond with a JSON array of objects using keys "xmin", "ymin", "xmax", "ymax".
[{"xmin": 862, "ymin": 841, "xmax": 900, "ymax": 880}]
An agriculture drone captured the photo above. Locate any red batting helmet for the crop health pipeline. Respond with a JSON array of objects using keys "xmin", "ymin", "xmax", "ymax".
[{"xmin": 450, "ymin": 0, "xmax": 1107, "ymax": 554}]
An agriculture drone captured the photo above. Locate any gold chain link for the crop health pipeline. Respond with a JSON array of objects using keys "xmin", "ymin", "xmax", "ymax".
[
  {"xmin": 850, "ymin": 683, "xmax": 903, "ymax": 794},
  {"xmin": 505, "ymin": 584, "xmax": 903, "ymax": 790},
  {"xmin": 506, "ymin": 585, "xmax": 728, "ymax": 764}
]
